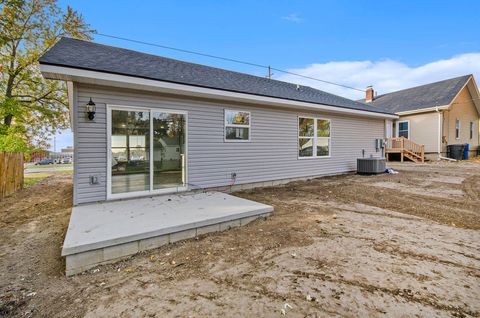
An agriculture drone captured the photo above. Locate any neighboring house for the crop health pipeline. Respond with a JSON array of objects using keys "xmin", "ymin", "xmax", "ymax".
[
  {"xmin": 39, "ymin": 38, "xmax": 396, "ymax": 205},
  {"xmin": 61, "ymin": 146, "xmax": 74, "ymax": 155},
  {"xmin": 360, "ymin": 75, "xmax": 480, "ymax": 161},
  {"xmin": 61, "ymin": 146, "xmax": 74, "ymax": 160},
  {"xmin": 28, "ymin": 150, "xmax": 49, "ymax": 163}
]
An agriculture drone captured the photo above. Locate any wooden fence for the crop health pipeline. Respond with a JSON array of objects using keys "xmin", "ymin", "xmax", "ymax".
[{"xmin": 0, "ymin": 152, "xmax": 24, "ymax": 199}]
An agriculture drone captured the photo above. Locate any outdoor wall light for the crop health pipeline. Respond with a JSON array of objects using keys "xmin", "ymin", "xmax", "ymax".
[{"xmin": 86, "ymin": 98, "xmax": 96, "ymax": 120}]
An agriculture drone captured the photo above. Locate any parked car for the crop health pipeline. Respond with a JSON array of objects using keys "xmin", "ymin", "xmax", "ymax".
[
  {"xmin": 35, "ymin": 159, "xmax": 54, "ymax": 165},
  {"xmin": 61, "ymin": 157, "xmax": 72, "ymax": 164}
]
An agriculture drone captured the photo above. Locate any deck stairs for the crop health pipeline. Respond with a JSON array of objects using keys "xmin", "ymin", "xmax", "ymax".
[{"xmin": 385, "ymin": 137, "xmax": 425, "ymax": 163}]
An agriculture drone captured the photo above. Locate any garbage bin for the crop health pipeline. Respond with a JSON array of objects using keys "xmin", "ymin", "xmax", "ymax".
[
  {"xmin": 446, "ymin": 144, "xmax": 466, "ymax": 160},
  {"xmin": 464, "ymin": 143, "xmax": 469, "ymax": 160}
]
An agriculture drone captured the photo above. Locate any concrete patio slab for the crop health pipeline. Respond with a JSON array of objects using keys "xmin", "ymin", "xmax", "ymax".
[{"xmin": 62, "ymin": 192, "xmax": 273, "ymax": 275}]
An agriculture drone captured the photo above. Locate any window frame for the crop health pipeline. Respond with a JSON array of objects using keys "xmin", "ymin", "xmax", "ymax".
[
  {"xmin": 455, "ymin": 118, "xmax": 460, "ymax": 139},
  {"xmin": 396, "ymin": 120, "xmax": 410, "ymax": 139},
  {"xmin": 297, "ymin": 116, "xmax": 331, "ymax": 159},
  {"xmin": 224, "ymin": 109, "xmax": 251, "ymax": 142},
  {"xmin": 106, "ymin": 104, "xmax": 189, "ymax": 201}
]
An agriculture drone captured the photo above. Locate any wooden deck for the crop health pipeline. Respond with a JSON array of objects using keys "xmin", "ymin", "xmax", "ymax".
[{"xmin": 385, "ymin": 137, "xmax": 425, "ymax": 163}]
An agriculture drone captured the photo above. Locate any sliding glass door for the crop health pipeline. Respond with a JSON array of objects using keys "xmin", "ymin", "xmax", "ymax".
[
  {"xmin": 109, "ymin": 107, "xmax": 186, "ymax": 198},
  {"xmin": 152, "ymin": 112, "xmax": 186, "ymax": 190},
  {"xmin": 111, "ymin": 110, "xmax": 150, "ymax": 194}
]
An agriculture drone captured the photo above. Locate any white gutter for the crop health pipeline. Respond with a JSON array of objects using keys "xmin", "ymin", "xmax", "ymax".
[
  {"xmin": 439, "ymin": 156, "xmax": 457, "ymax": 162},
  {"xmin": 396, "ymin": 105, "xmax": 449, "ymax": 116},
  {"xmin": 40, "ymin": 64, "xmax": 398, "ymax": 119}
]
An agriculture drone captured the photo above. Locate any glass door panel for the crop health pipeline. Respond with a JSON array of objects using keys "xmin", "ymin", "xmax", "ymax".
[
  {"xmin": 152, "ymin": 112, "xmax": 186, "ymax": 189},
  {"xmin": 111, "ymin": 110, "xmax": 150, "ymax": 194}
]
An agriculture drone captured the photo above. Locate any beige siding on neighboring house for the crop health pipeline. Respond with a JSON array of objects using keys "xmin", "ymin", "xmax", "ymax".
[
  {"xmin": 73, "ymin": 84, "xmax": 385, "ymax": 205},
  {"xmin": 398, "ymin": 111, "xmax": 439, "ymax": 154},
  {"xmin": 442, "ymin": 87, "xmax": 480, "ymax": 156}
]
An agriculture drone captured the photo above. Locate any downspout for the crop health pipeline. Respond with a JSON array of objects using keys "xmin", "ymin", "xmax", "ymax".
[
  {"xmin": 436, "ymin": 106, "xmax": 441, "ymax": 160},
  {"xmin": 436, "ymin": 107, "xmax": 456, "ymax": 161}
]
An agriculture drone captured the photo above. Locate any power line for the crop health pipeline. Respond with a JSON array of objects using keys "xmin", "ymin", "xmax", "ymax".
[
  {"xmin": 95, "ymin": 32, "xmax": 366, "ymax": 93},
  {"xmin": 271, "ymin": 67, "xmax": 365, "ymax": 92},
  {"xmin": 96, "ymin": 33, "xmax": 265, "ymax": 69}
]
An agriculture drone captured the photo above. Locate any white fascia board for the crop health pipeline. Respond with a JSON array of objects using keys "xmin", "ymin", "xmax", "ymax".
[
  {"xmin": 40, "ymin": 64, "xmax": 398, "ymax": 119},
  {"xmin": 465, "ymin": 77, "xmax": 480, "ymax": 115},
  {"xmin": 396, "ymin": 105, "xmax": 449, "ymax": 116}
]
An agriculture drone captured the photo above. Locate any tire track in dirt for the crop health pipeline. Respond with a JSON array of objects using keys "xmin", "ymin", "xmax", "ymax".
[
  {"xmin": 333, "ymin": 207, "xmax": 423, "ymax": 221},
  {"xmin": 373, "ymin": 243, "xmax": 480, "ymax": 272},
  {"xmin": 463, "ymin": 175, "xmax": 480, "ymax": 201},
  {"xmin": 290, "ymin": 270, "xmax": 479, "ymax": 317},
  {"xmin": 301, "ymin": 180, "xmax": 480, "ymax": 230},
  {"xmin": 208, "ymin": 274, "xmax": 345, "ymax": 317},
  {"xmin": 443, "ymin": 248, "xmax": 480, "ymax": 262}
]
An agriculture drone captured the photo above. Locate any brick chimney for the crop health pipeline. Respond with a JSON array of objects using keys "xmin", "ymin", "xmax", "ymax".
[{"xmin": 365, "ymin": 86, "xmax": 375, "ymax": 103}]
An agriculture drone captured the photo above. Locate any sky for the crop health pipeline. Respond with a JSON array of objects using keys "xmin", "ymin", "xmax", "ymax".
[{"xmin": 50, "ymin": 0, "xmax": 480, "ymax": 151}]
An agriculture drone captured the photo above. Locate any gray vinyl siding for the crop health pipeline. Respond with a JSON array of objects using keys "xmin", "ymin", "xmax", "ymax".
[{"xmin": 74, "ymin": 84, "xmax": 384, "ymax": 205}]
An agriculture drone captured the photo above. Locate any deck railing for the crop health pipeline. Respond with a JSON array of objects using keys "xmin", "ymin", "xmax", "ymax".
[
  {"xmin": 385, "ymin": 137, "xmax": 424, "ymax": 162},
  {"xmin": 385, "ymin": 137, "xmax": 404, "ymax": 152}
]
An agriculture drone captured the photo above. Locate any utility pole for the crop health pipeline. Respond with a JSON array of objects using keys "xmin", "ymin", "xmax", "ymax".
[{"xmin": 268, "ymin": 65, "xmax": 271, "ymax": 79}]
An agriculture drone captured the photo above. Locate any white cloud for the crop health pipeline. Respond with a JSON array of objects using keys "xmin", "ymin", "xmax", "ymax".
[
  {"xmin": 281, "ymin": 13, "xmax": 303, "ymax": 23},
  {"xmin": 276, "ymin": 53, "xmax": 480, "ymax": 100}
]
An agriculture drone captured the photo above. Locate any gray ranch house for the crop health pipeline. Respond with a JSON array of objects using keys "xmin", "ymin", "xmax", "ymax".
[
  {"xmin": 39, "ymin": 38, "xmax": 400, "ymax": 275},
  {"xmin": 39, "ymin": 38, "xmax": 396, "ymax": 206}
]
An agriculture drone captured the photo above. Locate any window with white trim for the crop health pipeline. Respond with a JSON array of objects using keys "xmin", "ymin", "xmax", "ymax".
[
  {"xmin": 398, "ymin": 121, "xmax": 409, "ymax": 138},
  {"xmin": 455, "ymin": 119, "xmax": 460, "ymax": 139},
  {"xmin": 298, "ymin": 117, "xmax": 331, "ymax": 158},
  {"xmin": 225, "ymin": 110, "xmax": 250, "ymax": 141}
]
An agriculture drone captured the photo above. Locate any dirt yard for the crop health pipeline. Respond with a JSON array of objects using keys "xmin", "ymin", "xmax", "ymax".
[{"xmin": 1, "ymin": 162, "xmax": 479, "ymax": 318}]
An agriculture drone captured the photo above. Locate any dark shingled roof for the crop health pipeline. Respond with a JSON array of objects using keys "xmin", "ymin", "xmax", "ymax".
[
  {"xmin": 359, "ymin": 75, "xmax": 472, "ymax": 113},
  {"xmin": 39, "ymin": 38, "xmax": 393, "ymax": 115}
]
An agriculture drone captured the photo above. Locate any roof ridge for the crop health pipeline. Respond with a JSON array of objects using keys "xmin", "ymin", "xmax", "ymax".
[
  {"xmin": 59, "ymin": 37, "xmax": 314, "ymax": 91},
  {"xmin": 374, "ymin": 74, "xmax": 471, "ymax": 99},
  {"xmin": 358, "ymin": 74, "xmax": 475, "ymax": 113}
]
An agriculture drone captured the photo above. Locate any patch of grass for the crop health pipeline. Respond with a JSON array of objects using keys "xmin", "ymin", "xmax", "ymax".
[
  {"xmin": 26, "ymin": 163, "xmax": 73, "ymax": 169},
  {"xmin": 24, "ymin": 177, "xmax": 43, "ymax": 187},
  {"xmin": 24, "ymin": 172, "xmax": 52, "ymax": 187},
  {"xmin": 23, "ymin": 170, "xmax": 72, "ymax": 188}
]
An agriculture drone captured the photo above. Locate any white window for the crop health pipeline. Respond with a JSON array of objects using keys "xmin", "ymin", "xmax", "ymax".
[
  {"xmin": 225, "ymin": 110, "xmax": 250, "ymax": 141},
  {"xmin": 470, "ymin": 121, "xmax": 474, "ymax": 140},
  {"xmin": 397, "ymin": 120, "xmax": 409, "ymax": 139},
  {"xmin": 298, "ymin": 117, "xmax": 331, "ymax": 158},
  {"xmin": 455, "ymin": 119, "xmax": 460, "ymax": 139}
]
